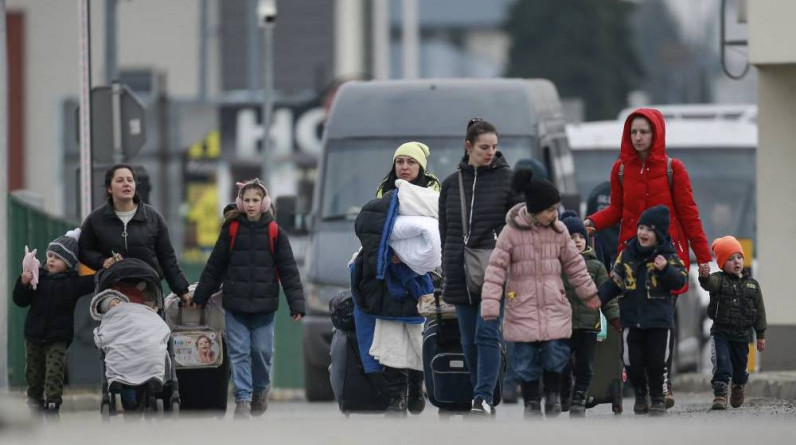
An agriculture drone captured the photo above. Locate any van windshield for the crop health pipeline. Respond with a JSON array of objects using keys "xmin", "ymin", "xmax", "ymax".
[
  {"xmin": 321, "ymin": 136, "xmax": 533, "ymax": 220},
  {"xmin": 572, "ymin": 148, "xmax": 756, "ymax": 245}
]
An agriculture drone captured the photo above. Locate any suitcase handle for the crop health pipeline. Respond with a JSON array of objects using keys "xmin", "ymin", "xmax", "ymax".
[{"xmin": 178, "ymin": 302, "xmax": 207, "ymax": 326}]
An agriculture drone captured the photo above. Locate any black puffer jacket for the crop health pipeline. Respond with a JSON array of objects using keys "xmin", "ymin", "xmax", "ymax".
[
  {"xmin": 439, "ymin": 153, "xmax": 520, "ymax": 305},
  {"xmin": 79, "ymin": 201, "xmax": 190, "ymax": 296},
  {"xmin": 352, "ymin": 191, "xmax": 420, "ymax": 318},
  {"xmin": 598, "ymin": 238, "xmax": 687, "ymax": 329},
  {"xmin": 192, "ymin": 213, "xmax": 305, "ymax": 316},
  {"xmin": 13, "ymin": 269, "xmax": 95, "ymax": 344}
]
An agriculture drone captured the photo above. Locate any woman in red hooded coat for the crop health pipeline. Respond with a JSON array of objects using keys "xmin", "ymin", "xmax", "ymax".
[
  {"xmin": 585, "ymin": 108, "xmax": 711, "ymax": 283},
  {"xmin": 584, "ymin": 108, "xmax": 712, "ymax": 409}
]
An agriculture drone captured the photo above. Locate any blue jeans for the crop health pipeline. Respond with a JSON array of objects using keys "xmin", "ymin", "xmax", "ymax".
[
  {"xmin": 711, "ymin": 332, "xmax": 749, "ymax": 386},
  {"xmin": 225, "ymin": 310, "xmax": 276, "ymax": 402},
  {"xmin": 456, "ymin": 303, "xmax": 503, "ymax": 404},
  {"xmin": 512, "ymin": 340, "xmax": 570, "ymax": 382}
]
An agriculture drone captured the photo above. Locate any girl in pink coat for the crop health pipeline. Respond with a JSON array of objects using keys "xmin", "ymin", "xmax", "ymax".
[{"xmin": 482, "ymin": 169, "xmax": 600, "ymax": 418}]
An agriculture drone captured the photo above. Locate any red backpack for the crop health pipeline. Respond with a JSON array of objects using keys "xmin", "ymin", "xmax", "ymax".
[{"xmin": 228, "ymin": 220, "xmax": 280, "ymax": 282}]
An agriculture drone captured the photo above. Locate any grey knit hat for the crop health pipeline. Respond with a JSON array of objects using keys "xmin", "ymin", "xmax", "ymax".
[
  {"xmin": 47, "ymin": 228, "xmax": 81, "ymax": 269},
  {"xmin": 90, "ymin": 289, "xmax": 130, "ymax": 320}
]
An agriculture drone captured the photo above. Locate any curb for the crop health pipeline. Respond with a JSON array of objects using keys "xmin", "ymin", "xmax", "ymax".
[{"xmin": 673, "ymin": 372, "xmax": 796, "ymax": 400}]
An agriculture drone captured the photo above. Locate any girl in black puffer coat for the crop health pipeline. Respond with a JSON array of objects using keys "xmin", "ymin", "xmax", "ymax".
[
  {"xmin": 192, "ymin": 179, "xmax": 305, "ymax": 418},
  {"xmin": 438, "ymin": 118, "xmax": 521, "ymax": 414}
]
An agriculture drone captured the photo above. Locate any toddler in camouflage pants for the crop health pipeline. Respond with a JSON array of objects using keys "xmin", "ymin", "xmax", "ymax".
[{"xmin": 12, "ymin": 230, "xmax": 94, "ymax": 414}]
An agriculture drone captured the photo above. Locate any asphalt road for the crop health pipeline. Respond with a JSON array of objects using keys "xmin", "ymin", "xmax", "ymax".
[{"xmin": 2, "ymin": 393, "xmax": 794, "ymax": 445}]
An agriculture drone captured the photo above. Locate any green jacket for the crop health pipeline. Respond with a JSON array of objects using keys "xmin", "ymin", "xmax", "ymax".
[
  {"xmin": 699, "ymin": 271, "xmax": 767, "ymax": 341},
  {"xmin": 564, "ymin": 247, "xmax": 620, "ymax": 331}
]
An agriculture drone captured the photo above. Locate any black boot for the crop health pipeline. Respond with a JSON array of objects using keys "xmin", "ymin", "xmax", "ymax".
[
  {"xmin": 543, "ymin": 371, "xmax": 562, "ymax": 417},
  {"xmin": 569, "ymin": 391, "xmax": 586, "ymax": 417},
  {"xmin": 711, "ymin": 381, "xmax": 729, "ymax": 410},
  {"xmin": 634, "ymin": 388, "xmax": 649, "ymax": 415},
  {"xmin": 407, "ymin": 369, "xmax": 426, "ymax": 415},
  {"xmin": 560, "ymin": 372, "xmax": 573, "ymax": 412},
  {"xmin": 649, "ymin": 395, "xmax": 667, "ymax": 416},
  {"xmin": 383, "ymin": 367, "xmax": 408, "ymax": 416},
  {"xmin": 521, "ymin": 380, "xmax": 542, "ymax": 418}
]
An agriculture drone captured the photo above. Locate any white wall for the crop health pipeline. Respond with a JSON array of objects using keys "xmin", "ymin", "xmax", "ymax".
[
  {"xmin": 7, "ymin": 0, "xmax": 212, "ymax": 216},
  {"xmin": 749, "ymin": 0, "xmax": 796, "ymax": 65}
]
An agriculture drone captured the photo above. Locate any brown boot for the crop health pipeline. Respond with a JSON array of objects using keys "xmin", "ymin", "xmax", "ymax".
[
  {"xmin": 730, "ymin": 383, "xmax": 745, "ymax": 408},
  {"xmin": 664, "ymin": 381, "xmax": 675, "ymax": 409},
  {"xmin": 711, "ymin": 382, "xmax": 728, "ymax": 410}
]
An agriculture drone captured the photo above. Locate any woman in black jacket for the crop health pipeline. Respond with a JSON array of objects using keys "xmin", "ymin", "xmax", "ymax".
[
  {"xmin": 79, "ymin": 165, "xmax": 190, "ymax": 300},
  {"xmin": 438, "ymin": 118, "xmax": 520, "ymax": 415}
]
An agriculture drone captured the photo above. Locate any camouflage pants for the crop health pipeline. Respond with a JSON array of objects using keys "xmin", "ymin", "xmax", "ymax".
[{"xmin": 25, "ymin": 340, "xmax": 68, "ymax": 406}]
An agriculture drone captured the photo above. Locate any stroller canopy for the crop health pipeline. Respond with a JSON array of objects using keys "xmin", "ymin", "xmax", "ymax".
[{"xmin": 95, "ymin": 258, "xmax": 163, "ymax": 309}]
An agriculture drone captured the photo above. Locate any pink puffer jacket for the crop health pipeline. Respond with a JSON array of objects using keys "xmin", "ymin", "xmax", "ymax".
[{"xmin": 481, "ymin": 204, "xmax": 598, "ymax": 342}]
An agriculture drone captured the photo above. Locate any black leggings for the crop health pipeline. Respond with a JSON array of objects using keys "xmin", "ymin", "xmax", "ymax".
[{"xmin": 622, "ymin": 328, "xmax": 671, "ymax": 398}]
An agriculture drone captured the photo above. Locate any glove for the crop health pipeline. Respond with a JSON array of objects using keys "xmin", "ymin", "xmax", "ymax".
[
  {"xmin": 609, "ymin": 318, "xmax": 622, "ymax": 333},
  {"xmin": 22, "ymin": 246, "xmax": 40, "ymax": 290}
]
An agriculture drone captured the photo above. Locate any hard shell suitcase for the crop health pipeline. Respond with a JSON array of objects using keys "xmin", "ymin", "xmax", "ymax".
[{"xmin": 329, "ymin": 328, "xmax": 390, "ymax": 414}]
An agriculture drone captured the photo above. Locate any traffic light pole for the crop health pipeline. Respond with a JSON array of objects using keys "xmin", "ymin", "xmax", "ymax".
[
  {"xmin": 78, "ymin": 0, "xmax": 93, "ymax": 219},
  {"xmin": 259, "ymin": 0, "xmax": 276, "ymax": 187}
]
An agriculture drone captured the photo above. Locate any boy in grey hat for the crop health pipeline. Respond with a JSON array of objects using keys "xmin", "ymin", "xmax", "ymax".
[{"xmin": 13, "ymin": 229, "xmax": 94, "ymax": 416}]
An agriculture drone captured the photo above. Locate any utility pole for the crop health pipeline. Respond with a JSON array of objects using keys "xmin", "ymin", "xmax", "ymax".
[
  {"xmin": 258, "ymin": 0, "xmax": 276, "ymax": 184},
  {"xmin": 105, "ymin": 0, "xmax": 118, "ymax": 83},
  {"xmin": 0, "ymin": 0, "xmax": 10, "ymax": 390},
  {"xmin": 79, "ymin": 0, "xmax": 93, "ymax": 219},
  {"xmin": 372, "ymin": 0, "xmax": 390, "ymax": 80},
  {"xmin": 198, "ymin": 0, "xmax": 209, "ymax": 101},
  {"xmin": 401, "ymin": 0, "xmax": 419, "ymax": 79}
]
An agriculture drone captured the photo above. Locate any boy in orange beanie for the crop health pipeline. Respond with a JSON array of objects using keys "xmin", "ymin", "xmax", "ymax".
[{"xmin": 699, "ymin": 236, "xmax": 766, "ymax": 410}]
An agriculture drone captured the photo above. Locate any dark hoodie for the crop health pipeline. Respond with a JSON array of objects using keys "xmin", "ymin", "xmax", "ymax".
[
  {"xmin": 438, "ymin": 152, "xmax": 521, "ymax": 305},
  {"xmin": 598, "ymin": 236, "xmax": 687, "ymax": 330}
]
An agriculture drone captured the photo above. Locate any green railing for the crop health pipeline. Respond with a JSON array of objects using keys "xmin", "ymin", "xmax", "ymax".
[
  {"xmin": 7, "ymin": 195, "xmax": 78, "ymax": 386},
  {"xmin": 7, "ymin": 198, "xmax": 303, "ymax": 389}
]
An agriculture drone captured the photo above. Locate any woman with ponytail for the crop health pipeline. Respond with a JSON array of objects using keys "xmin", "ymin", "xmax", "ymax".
[
  {"xmin": 438, "ymin": 118, "xmax": 520, "ymax": 415},
  {"xmin": 481, "ymin": 168, "xmax": 601, "ymax": 418}
]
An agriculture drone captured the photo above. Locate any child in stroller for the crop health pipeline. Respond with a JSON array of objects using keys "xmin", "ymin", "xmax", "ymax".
[{"xmin": 91, "ymin": 259, "xmax": 180, "ymax": 416}]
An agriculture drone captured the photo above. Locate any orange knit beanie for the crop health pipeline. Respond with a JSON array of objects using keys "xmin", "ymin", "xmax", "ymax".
[{"xmin": 711, "ymin": 236, "xmax": 744, "ymax": 269}]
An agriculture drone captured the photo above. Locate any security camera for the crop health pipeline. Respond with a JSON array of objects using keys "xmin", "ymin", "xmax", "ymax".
[{"xmin": 257, "ymin": 0, "xmax": 277, "ymax": 25}]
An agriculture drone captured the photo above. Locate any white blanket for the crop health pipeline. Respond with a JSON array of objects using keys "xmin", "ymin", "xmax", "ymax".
[
  {"xmin": 94, "ymin": 303, "xmax": 171, "ymax": 386},
  {"xmin": 389, "ymin": 215, "xmax": 441, "ymax": 275},
  {"xmin": 396, "ymin": 179, "xmax": 438, "ymax": 218},
  {"xmin": 369, "ymin": 319, "xmax": 424, "ymax": 371}
]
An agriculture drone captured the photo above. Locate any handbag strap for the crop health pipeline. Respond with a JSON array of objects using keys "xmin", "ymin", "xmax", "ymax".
[{"xmin": 457, "ymin": 168, "xmax": 471, "ymax": 245}]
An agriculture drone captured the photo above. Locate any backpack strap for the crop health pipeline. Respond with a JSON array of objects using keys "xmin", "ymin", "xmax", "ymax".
[
  {"xmin": 228, "ymin": 220, "xmax": 240, "ymax": 252},
  {"xmin": 618, "ymin": 156, "xmax": 674, "ymax": 190},
  {"xmin": 269, "ymin": 222, "xmax": 281, "ymax": 283}
]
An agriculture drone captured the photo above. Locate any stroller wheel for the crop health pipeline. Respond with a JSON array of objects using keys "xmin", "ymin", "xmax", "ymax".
[{"xmin": 101, "ymin": 401, "xmax": 111, "ymax": 421}]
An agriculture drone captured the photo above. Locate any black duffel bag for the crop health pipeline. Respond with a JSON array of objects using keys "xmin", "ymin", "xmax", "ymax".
[{"xmin": 329, "ymin": 290, "xmax": 356, "ymax": 332}]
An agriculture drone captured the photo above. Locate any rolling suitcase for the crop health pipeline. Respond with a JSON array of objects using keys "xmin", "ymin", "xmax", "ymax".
[
  {"xmin": 329, "ymin": 328, "xmax": 390, "ymax": 414},
  {"xmin": 172, "ymin": 307, "xmax": 230, "ymax": 412},
  {"xmin": 585, "ymin": 324, "xmax": 624, "ymax": 413},
  {"xmin": 422, "ymin": 294, "xmax": 505, "ymax": 413}
]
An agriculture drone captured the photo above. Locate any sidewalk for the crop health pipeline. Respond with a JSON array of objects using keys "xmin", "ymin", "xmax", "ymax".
[{"xmin": 673, "ymin": 371, "xmax": 796, "ymax": 400}]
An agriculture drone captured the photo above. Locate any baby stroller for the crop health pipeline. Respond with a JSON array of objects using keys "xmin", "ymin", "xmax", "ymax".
[{"xmin": 92, "ymin": 258, "xmax": 180, "ymax": 418}]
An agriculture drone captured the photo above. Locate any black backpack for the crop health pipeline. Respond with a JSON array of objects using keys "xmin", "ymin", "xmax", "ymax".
[{"xmin": 329, "ymin": 290, "xmax": 356, "ymax": 332}]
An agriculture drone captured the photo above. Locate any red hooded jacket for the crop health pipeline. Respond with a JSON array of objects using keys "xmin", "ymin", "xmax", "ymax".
[{"xmin": 587, "ymin": 108, "xmax": 711, "ymax": 292}]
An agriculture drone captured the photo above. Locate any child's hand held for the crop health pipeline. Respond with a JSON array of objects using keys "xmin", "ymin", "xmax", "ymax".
[
  {"xmin": 757, "ymin": 339, "xmax": 766, "ymax": 352},
  {"xmin": 653, "ymin": 255, "xmax": 668, "ymax": 271}
]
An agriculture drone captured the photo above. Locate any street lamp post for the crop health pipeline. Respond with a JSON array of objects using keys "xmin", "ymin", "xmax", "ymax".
[{"xmin": 258, "ymin": 0, "xmax": 277, "ymax": 186}]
